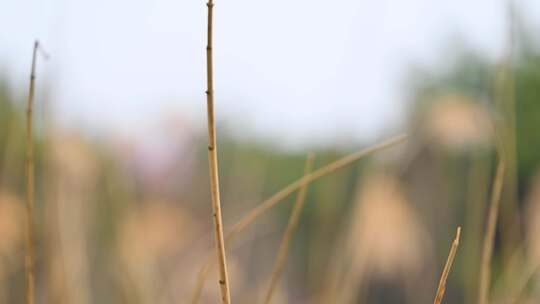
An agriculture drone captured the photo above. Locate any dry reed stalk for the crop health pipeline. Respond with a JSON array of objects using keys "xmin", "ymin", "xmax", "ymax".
[
  {"xmin": 204, "ymin": 1, "xmax": 232, "ymax": 303},
  {"xmin": 24, "ymin": 40, "xmax": 43, "ymax": 304},
  {"xmin": 463, "ymin": 156, "xmax": 490, "ymax": 304},
  {"xmin": 495, "ymin": 4, "xmax": 520, "ymax": 265},
  {"xmin": 478, "ymin": 159, "xmax": 506, "ymax": 304},
  {"xmin": 262, "ymin": 153, "xmax": 315, "ymax": 304},
  {"xmin": 226, "ymin": 134, "xmax": 407, "ymax": 241},
  {"xmin": 191, "ymin": 133, "xmax": 407, "ymax": 304},
  {"xmin": 434, "ymin": 227, "xmax": 462, "ymax": 304}
]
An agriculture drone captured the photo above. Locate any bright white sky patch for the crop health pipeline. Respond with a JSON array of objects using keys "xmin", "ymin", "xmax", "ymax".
[{"xmin": 2, "ymin": 0, "xmax": 539, "ymax": 148}]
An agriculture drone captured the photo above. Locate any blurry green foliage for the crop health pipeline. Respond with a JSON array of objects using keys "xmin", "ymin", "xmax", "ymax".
[{"xmin": 407, "ymin": 26, "xmax": 540, "ymax": 192}]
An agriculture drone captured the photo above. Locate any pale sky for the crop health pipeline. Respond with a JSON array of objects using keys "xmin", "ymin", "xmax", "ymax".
[{"xmin": 2, "ymin": 0, "xmax": 540, "ymax": 148}]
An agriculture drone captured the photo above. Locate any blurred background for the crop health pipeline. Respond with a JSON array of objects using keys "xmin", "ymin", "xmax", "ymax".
[{"xmin": 2, "ymin": 0, "xmax": 540, "ymax": 303}]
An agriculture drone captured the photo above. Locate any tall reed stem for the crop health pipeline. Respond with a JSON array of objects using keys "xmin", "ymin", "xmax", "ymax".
[
  {"xmin": 478, "ymin": 159, "xmax": 506, "ymax": 304},
  {"xmin": 263, "ymin": 153, "xmax": 315, "ymax": 304},
  {"xmin": 434, "ymin": 227, "xmax": 462, "ymax": 304},
  {"xmin": 205, "ymin": 1, "xmax": 232, "ymax": 303},
  {"xmin": 191, "ymin": 134, "xmax": 407, "ymax": 304},
  {"xmin": 25, "ymin": 40, "xmax": 39, "ymax": 304}
]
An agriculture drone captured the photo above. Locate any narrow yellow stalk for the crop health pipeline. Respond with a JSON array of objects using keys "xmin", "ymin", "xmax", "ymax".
[
  {"xmin": 263, "ymin": 153, "xmax": 315, "ymax": 304},
  {"xmin": 478, "ymin": 159, "xmax": 506, "ymax": 304},
  {"xmin": 204, "ymin": 1, "xmax": 232, "ymax": 303},
  {"xmin": 24, "ymin": 40, "xmax": 41, "ymax": 304},
  {"xmin": 495, "ymin": 3, "xmax": 520, "ymax": 264},
  {"xmin": 191, "ymin": 134, "xmax": 407, "ymax": 304},
  {"xmin": 434, "ymin": 227, "xmax": 462, "ymax": 304},
  {"xmin": 226, "ymin": 134, "xmax": 407, "ymax": 241}
]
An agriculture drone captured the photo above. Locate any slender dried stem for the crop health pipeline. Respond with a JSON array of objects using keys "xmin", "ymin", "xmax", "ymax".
[
  {"xmin": 191, "ymin": 134, "xmax": 407, "ymax": 304},
  {"xmin": 204, "ymin": 1, "xmax": 232, "ymax": 303},
  {"xmin": 262, "ymin": 153, "xmax": 315, "ymax": 304},
  {"xmin": 24, "ymin": 40, "xmax": 41, "ymax": 304},
  {"xmin": 226, "ymin": 134, "xmax": 407, "ymax": 241},
  {"xmin": 434, "ymin": 227, "xmax": 462, "ymax": 304},
  {"xmin": 495, "ymin": 2, "xmax": 520, "ymax": 265},
  {"xmin": 478, "ymin": 159, "xmax": 506, "ymax": 304}
]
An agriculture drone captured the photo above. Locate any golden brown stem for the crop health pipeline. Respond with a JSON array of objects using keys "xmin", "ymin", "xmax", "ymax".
[
  {"xmin": 262, "ymin": 153, "xmax": 315, "ymax": 304},
  {"xmin": 495, "ymin": 3, "xmax": 520, "ymax": 266},
  {"xmin": 434, "ymin": 227, "xmax": 462, "ymax": 304},
  {"xmin": 478, "ymin": 159, "xmax": 506, "ymax": 304},
  {"xmin": 191, "ymin": 134, "xmax": 407, "ymax": 304},
  {"xmin": 226, "ymin": 134, "xmax": 407, "ymax": 241},
  {"xmin": 25, "ymin": 40, "xmax": 39, "ymax": 304},
  {"xmin": 205, "ymin": 1, "xmax": 232, "ymax": 303}
]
